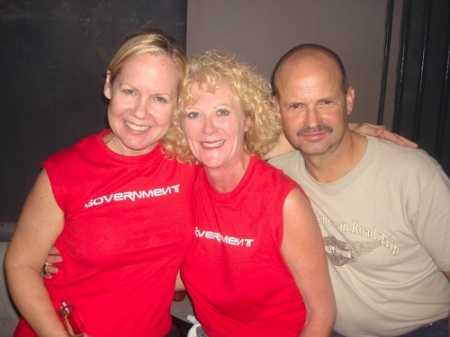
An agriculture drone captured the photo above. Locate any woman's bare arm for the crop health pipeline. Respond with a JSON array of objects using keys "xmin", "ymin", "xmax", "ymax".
[
  {"xmin": 5, "ymin": 170, "xmax": 68, "ymax": 337},
  {"xmin": 349, "ymin": 122, "xmax": 418, "ymax": 148},
  {"xmin": 281, "ymin": 189, "xmax": 336, "ymax": 337}
]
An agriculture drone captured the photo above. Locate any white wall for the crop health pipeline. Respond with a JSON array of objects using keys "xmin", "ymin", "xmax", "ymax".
[{"xmin": 187, "ymin": 0, "xmax": 403, "ymax": 127}]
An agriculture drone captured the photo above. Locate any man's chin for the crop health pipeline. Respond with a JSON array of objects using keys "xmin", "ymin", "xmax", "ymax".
[{"xmin": 298, "ymin": 144, "xmax": 329, "ymax": 156}]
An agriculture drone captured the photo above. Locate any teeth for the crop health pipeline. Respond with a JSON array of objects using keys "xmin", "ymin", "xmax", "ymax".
[
  {"xmin": 202, "ymin": 140, "xmax": 224, "ymax": 148},
  {"xmin": 126, "ymin": 121, "xmax": 149, "ymax": 131}
]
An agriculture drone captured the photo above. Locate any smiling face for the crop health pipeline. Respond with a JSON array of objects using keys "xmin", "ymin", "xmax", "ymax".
[
  {"xmin": 181, "ymin": 82, "xmax": 251, "ymax": 171},
  {"xmin": 103, "ymin": 53, "xmax": 180, "ymax": 156},
  {"xmin": 273, "ymin": 55, "xmax": 354, "ymax": 158}
]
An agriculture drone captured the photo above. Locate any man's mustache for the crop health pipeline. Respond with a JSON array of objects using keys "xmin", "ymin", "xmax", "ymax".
[{"xmin": 296, "ymin": 125, "xmax": 333, "ymax": 137}]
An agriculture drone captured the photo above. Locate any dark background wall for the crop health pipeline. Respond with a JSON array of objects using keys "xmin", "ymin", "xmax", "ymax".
[{"xmin": 0, "ymin": 0, "xmax": 187, "ymax": 222}]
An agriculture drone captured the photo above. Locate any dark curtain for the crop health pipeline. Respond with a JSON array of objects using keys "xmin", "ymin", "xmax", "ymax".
[{"xmin": 392, "ymin": 0, "xmax": 450, "ymax": 175}]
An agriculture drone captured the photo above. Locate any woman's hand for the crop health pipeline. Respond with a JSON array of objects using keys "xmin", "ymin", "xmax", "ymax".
[
  {"xmin": 349, "ymin": 122, "xmax": 418, "ymax": 148},
  {"xmin": 42, "ymin": 246, "xmax": 62, "ymax": 278}
]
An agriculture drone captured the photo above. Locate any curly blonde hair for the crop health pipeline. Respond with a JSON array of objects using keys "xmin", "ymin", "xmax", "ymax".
[{"xmin": 163, "ymin": 50, "xmax": 281, "ymax": 163}]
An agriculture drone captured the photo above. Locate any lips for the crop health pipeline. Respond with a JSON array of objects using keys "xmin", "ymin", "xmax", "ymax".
[
  {"xmin": 301, "ymin": 131, "xmax": 326, "ymax": 141},
  {"xmin": 125, "ymin": 121, "xmax": 150, "ymax": 131},
  {"xmin": 201, "ymin": 140, "xmax": 225, "ymax": 148}
]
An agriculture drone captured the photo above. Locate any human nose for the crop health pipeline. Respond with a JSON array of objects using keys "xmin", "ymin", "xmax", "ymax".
[
  {"xmin": 131, "ymin": 98, "xmax": 149, "ymax": 119},
  {"xmin": 303, "ymin": 107, "xmax": 321, "ymax": 127},
  {"xmin": 202, "ymin": 115, "xmax": 217, "ymax": 134}
]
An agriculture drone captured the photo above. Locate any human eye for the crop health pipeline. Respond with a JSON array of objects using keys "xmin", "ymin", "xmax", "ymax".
[
  {"xmin": 217, "ymin": 109, "xmax": 230, "ymax": 116},
  {"xmin": 319, "ymin": 99, "xmax": 333, "ymax": 107},
  {"xmin": 186, "ymin": 111, "xmax": 199, "ymax": 119},
  {"xmin": 289, "ymin": 103, "xmax": 304, "ymax": 111},
  {"xmin": 154, "ymin": 96, "xmax": 169, "ymax": 103},
  {"xmin": 123, "ymin": 88, "xmax": 136, "ymax": 95}
]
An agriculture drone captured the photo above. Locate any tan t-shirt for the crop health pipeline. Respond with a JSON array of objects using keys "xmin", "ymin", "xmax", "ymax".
[{"xmin": 269, "ymin": 137, "xmax": 450, "ymax": 337}]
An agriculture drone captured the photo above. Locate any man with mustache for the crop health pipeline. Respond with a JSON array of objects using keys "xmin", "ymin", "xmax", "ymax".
[{"xmin": 269, "ymin": 43, "xmax": 450, "ymax": 337}]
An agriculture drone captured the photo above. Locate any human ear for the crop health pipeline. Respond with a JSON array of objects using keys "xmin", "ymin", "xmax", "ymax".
[
  {"xmin": 271, "ymin": 95, "xmax": 281, "ymax": 113},
  {"xmin": 243, "ymin": 115, "xmax": 251, "ymax": 132},
  {"xmin": 103, "ymin": 71, "xmax": 112, "ymax": 99},
  {"xmin": 346, "ymin": 86, "xmax": 355, "ymax": 115}
]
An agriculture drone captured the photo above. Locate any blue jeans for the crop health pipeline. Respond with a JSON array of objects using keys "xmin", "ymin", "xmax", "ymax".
[{"xmin": 332, "ymin": 318, "xmax": 448, "ymax": 337}]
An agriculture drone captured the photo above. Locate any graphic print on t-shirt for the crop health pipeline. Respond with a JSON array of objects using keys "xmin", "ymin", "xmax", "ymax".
[
  {"xmin": 323, "ymin": 236, "xmax": 382, "ymax": 266},
  {"xmin": 317, "ymin": 212, "xmax": 401, "ymax": 266}
]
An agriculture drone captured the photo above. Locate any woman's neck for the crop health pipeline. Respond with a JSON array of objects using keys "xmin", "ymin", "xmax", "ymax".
[{"xmin": 204, "ymin": 153, "xmax": 251, "ymax": 193}]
